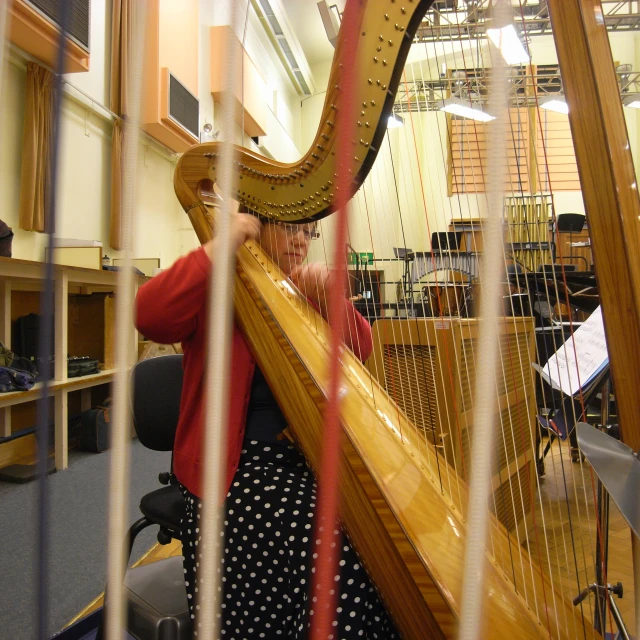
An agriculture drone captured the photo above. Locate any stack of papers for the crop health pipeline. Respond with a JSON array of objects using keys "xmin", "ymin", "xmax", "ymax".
[{"xmin": 532, "ymin": 306, "xmax": 608, "ymax": 397}]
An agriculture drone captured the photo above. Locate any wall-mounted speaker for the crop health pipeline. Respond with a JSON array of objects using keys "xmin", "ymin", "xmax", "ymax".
[
  {"xmin": 168, "ymin": 72, "xmax": 199, "ymax": 141},
  {"xmin": 25, "ymin": 0, "xmax": 90, "ymax": 52}
]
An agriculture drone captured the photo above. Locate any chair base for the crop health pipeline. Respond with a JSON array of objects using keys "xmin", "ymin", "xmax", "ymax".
[{"xmin": 124, "ymin": 556, "xmax": 192, "ymax": 640}]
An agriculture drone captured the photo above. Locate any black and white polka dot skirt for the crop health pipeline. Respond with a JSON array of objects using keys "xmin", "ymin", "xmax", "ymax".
[{"xmin": 179, "ymin": 439, "xmax": 399, "ymax": 639}]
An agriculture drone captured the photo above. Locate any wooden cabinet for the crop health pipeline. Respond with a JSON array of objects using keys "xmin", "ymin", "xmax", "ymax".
[
  {"xmin": 0, "ymin": 258, "xmax": 145, "ymax": 473},
  {"xmin": 367, "ymin": 317, "xmax": 537, "ymax": 536}
]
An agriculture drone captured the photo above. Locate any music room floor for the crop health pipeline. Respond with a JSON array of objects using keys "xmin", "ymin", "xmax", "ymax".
[
  {"xmin": 530, "ymin": 436, "xmax": 635, "ymax": 635},
  {"xmin": 71, "ymin": 438, "xmax": 636, "ymax": 636}
]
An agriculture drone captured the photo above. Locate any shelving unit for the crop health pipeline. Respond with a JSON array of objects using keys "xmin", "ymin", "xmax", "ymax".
[{"xmin": 0, "ymin": 257, "xmax": 146, "ymax": 473}]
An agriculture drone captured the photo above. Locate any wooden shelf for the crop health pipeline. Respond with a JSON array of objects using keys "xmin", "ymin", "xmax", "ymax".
[
  {"xmin": 0, "ymin": 370, "xmax": 117, "ymax": 409},
  {"xmin": 59, "ymin": 369, "xmax": 117, "ymax": 392},
  {"xmin": 0, "ymin": 258, "xmax": 146, "ymax": 472},
  {"xmin": 0, "ymin": 382, "xmax": 47, "ymax": 409}
]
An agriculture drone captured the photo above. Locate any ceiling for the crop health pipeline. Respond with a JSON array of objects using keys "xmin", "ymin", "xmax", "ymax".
[{"xmin": 280, "ymin": 0, "xmax": 340, "ymax": 67}]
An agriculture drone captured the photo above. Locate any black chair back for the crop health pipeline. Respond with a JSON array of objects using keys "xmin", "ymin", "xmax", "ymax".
[{"xmin": 131, "ymin": 354, "xmax": 184, "ymax": 451}]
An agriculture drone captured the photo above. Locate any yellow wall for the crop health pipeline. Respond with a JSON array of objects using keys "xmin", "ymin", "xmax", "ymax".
[{"xmin": 0, "ymin": 0, "xmax": 306, "ymax": 268}]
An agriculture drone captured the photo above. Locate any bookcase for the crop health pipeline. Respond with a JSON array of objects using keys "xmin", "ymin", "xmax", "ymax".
[{"xmin": 0, "ymin": 257, "xmax": 146, "ymax": 473}]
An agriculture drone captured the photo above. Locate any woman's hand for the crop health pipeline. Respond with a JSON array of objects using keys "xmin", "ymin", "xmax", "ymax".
[
  {"xmin": 290, "ymin": 263, "xmax": 341, "ymax": 317},
  {"xmin": 204, "ymin": 213, "xmax": 262, "ymax": 262}
]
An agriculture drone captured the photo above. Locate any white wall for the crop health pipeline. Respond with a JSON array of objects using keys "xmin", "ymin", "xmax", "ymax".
[{"xmin": 64, "ymin": 0, "xmax": 111, "ymax": 106}]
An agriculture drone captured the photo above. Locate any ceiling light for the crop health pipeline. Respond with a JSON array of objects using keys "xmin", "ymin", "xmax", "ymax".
[
  {"xmin": 623, "ymin": 94, "xmax": 640, "ymax": 109},
  {"xmin": 486, "ymin": 24, "xmax": 530, "ymax": 66},
  {"xmin": 388, "ymin": 113, "xmax": 404, "ymax": 128},
  {"xmin": 539, "ymin": 97, "xmax": 569, "ymax": 114},
  {"xmin": 440, "ymin": 98, "xmax": 495, "ymax": 122}
]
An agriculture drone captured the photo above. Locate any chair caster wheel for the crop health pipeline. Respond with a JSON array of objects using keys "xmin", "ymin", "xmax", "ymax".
[{"xmin": 158, "ymin": 528, "xmax": 172, "ymax": 545}]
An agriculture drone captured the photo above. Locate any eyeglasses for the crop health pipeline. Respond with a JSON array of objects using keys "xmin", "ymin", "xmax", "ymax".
[
  {"xmin": 257, "ymin": 215, "xmax": 320, "ymax": 240},
  {"xmin": 277, "ymin": 222, "xmax": 320, "ymax": 240}
]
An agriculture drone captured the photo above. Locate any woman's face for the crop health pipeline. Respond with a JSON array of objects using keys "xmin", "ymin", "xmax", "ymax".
[{"xmin": 259, "ymin": 222, "xmax": 314, "ymax": 275}]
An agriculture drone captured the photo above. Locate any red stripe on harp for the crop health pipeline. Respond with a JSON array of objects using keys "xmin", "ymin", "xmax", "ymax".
[{"xmin": 309, "ymin": 1, "xmax": 362, "ymax": 638}]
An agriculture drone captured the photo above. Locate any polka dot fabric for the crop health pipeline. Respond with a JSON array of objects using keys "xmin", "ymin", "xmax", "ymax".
[{"xmin": 180, "ymin": 440, "xmax": 399, "ymax": 639}]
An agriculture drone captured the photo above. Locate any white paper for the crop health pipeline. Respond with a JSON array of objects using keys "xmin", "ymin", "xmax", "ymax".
[{"xmin": 535, "ymin": 306, "xmax": 608, "ymax": 397}]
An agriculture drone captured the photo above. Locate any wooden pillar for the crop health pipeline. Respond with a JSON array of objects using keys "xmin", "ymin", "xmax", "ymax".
[
  {"xmin": 0, "ymin": 280, "xmax": 11, "ymax": 348},
  {"xmin": 54, "ymin": 271, "xmax": 68, "ymax": 383},
  {"xmin": 55, "ymin": 389, "xmax": 68, "ymax": 470}
]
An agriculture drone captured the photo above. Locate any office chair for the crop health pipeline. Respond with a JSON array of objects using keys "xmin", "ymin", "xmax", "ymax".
[
  {"xmin": 96, "ymin": 354, "xmax": 185, "ymax": 640},
  {"xmin": 126, "ymin": 353, "xmax": 185, "ymax": 560}
]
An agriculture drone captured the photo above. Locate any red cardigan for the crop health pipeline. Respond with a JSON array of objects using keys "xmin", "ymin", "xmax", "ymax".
[{"xmin": 135, "ymin": 247, "xmax": 373, "ymax": 498}]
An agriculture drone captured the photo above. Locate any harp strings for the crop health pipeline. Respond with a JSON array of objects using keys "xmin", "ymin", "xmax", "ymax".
[
  {"xmin": 34, "ymin": 1, "xmax": 72, "ymax": 636},
  {"xmin": 349, "ymin": 0, "xmax": 608, "ymax": 634},
  {"xmin": 442, "ymin": 22, "xmax": 553, "ymax": 632},
  {"xmin": 198, "ymin": 2, "xmax": 245, "ymax": 638},
  {"xmin": 520, "ymin": 6, "xmax": 604, "ymax": 631},
  {"xmin": 104, "ymin": 1, "xmax": 147, "ymax": 638},
  {"xmin": 400, "ymin": 62, "xmax": 475, "ymax": 504}
]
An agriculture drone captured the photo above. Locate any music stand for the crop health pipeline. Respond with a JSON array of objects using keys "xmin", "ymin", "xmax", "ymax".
[
  {"xmin": 393, "ymin": 248, "xmax": 415, "ymax": 316},
  {"xmin": 557, "ymin": 213, "xmax": 587, "ymax": 269}
]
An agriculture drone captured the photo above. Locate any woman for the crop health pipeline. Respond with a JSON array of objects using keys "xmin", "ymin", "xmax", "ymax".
[{"xmin": 135, "ymin": 212, "xmax": 398, "ymax": 639}]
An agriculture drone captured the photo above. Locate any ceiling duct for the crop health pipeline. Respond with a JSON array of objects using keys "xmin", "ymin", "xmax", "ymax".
[{"xmin": 251, "ymin": 0, "xmax": 315, "ymax": 97}]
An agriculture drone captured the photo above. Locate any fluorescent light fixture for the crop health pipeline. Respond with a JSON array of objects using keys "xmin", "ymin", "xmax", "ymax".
[
  {"xmin": 486, "ymin": 24, "xmax": 530, "ymax": 65},
  {"xmin": 388, "ymin": 113, "xmax": 404, "ymax": 128},
  {"xmin": 623, "ymin": 94, "xmax": 640, "ymax": 109},
  {"xmin": 440, "ymin": 97, "xmax": 495, "ymax": 122},
  {"xmin": 540, "ymin": 97, "xmax": 569, "ymax": 114}
]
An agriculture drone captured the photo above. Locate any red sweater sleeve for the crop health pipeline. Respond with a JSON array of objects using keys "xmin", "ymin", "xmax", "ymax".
[
  {"xmin": 343, "ymin": 299, "xmax": 373, "ymax": 362},
  {"xmin": 135, "ymin": 247, "xmax": 211, "ymax": 344},
  {"xmin": 135, "ymin": 247, "xmax": 373, "ymax": 361}
]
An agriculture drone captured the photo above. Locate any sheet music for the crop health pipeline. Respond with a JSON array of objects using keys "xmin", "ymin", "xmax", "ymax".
[{"xmin": 532, "ymin": 306, "xmax": 608, "ymax": 397}]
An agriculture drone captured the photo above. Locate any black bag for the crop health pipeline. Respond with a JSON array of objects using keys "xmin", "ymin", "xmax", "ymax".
[
  {"xmin": 68, "ymin": 357, "xmax": 100, "ymax": 378},
  {"xmin": 79, "ymin": 398, "xmax": 111, "ymax": 453},
  {"xmin": 0, "ymin": 220, "xmax": 14, "ymax": 258},
  {"xmin": 14, "ymin": 313, "xmax": 43, "ymax": 360}
]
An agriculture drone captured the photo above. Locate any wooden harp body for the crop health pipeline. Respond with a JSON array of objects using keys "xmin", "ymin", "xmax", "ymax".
[{"xmin": 174, "ymin": 0, "xmax": 638, "ymax": 637}]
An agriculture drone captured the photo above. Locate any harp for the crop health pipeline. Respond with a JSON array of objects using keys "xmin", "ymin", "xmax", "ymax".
[{"xmin": 172, "ymin": 0, "xmax": 639, "ymax": 638}]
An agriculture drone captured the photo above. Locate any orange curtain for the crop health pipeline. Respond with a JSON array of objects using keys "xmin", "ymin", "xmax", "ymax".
[
  {"xmin": 18, "ymin": 62, "xmax": 54, "ymax": 233},
  {"xmin": 109, "ymin": 0, "xmax": 134, "ymax": 250}
]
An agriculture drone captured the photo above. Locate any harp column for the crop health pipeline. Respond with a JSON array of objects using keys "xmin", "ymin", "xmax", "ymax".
[
  {"xmin": 546, "ymin": 0, "xmax": 640, "ymax": 452},
  {"xmin": 549, "ymin": 0, "xmax": 640, "ymax": 635}
]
